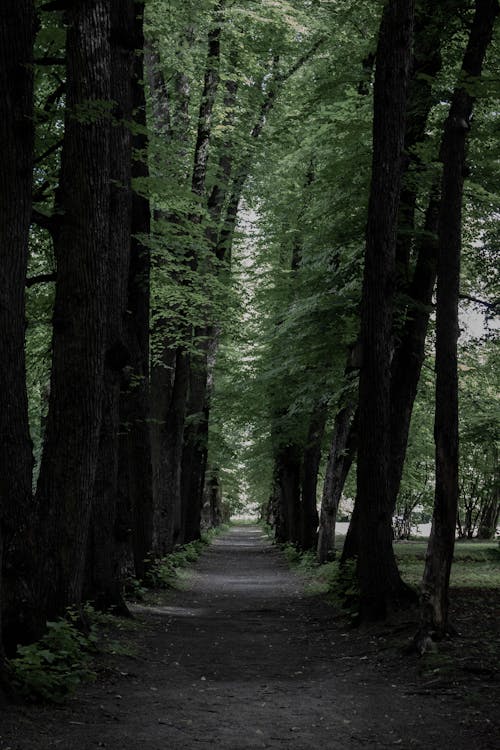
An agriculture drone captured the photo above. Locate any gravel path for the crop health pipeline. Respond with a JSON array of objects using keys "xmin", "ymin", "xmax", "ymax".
[{"xmin": 1, "ymin": 525, "xmax": 497, "ymax": 749}]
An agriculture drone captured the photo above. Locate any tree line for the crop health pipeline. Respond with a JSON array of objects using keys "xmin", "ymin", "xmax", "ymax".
[
  {"xmin": 208, "ymin": 0, "xmax": 498, "ymax": 643},
  {"xmin": 0, "ymin": 0, "xmax": 498, "ymax": 671}
]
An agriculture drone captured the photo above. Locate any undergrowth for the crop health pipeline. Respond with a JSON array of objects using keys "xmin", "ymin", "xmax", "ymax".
[
  {"xmin": 277, "ymin": 533, "xmax": 498, "ymax": 625},
  {"xmin": 9, "ymin": 607, "xmax": 99, "ymax": 703},
  {"xmin": 279, "ymin": 540, "xmax": 361, "ymax": 622},
  {"xmin": 9, "ymin": 525, "xmax": 226, "ymax": 703},
  {"xmin": 125, "ymin": 525, "xmax": 226, "ymax": 597}
]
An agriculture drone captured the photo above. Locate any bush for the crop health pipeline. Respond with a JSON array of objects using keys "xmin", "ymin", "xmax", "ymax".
[
  {"xmin": 323, "ymin": 558, "xmax": 360, "ymax": 622},
  {"xmin": 9, "ymin": 613, "xmax": 97, "ymax": 703}
]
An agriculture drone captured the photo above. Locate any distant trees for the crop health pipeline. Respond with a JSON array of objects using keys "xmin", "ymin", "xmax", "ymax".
[{"xmin": 209, "ymin": 0, "xmax": 498, "ymax": 633}]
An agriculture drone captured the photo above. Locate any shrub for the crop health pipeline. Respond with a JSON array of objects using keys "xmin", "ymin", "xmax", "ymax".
[{"xmin": 9, "ymin": 613, "xmax": 97, "ymax": 703}]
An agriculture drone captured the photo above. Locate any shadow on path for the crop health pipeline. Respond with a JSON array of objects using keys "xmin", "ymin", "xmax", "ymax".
[{"xmin": 1, "ymin": 525, "xmax": 497, "ymax": 749}]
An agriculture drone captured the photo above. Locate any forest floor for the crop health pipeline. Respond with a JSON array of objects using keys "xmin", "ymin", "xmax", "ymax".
[{"xmin": 1, "ymin": 525, "xmax": 498, "ymax": 750}]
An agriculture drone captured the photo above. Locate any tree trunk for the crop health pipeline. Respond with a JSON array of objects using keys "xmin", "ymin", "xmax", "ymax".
[
  {"xmin": 419, "ymin": 0, "xmax": 498, "ymax": 643},
  {"xmin": 477, "ymin": 496, "xmax": 499, "ymax": 540},
  {"xmin": 342, "ymin": 3, "xmax": 446, "ymax": 566},
  {"xmin": 149, "ymin": 4, "xmax": 225, "ymax": 553},
  {"xmin": 272, "ymin": 444, "xmax": 302, "ymax": 547},
  {"xmin": 152, "ymin": 348, "xmax": 190, "ymax": 553},
  {"xmin": 0, "ymin": 0, "xmax": 36, "ymax": 652},
  {"xmin": 300, "ymin": 402, "xmax": 327, "ymax": 551},
  {"xmin": 35, "ymin": 0, "xmax": 111, "ymax": 621},
  {"xmin": 85, "ymin": 0, "xmax": 135, "ymax": 614},
  {"xmin": 387, "ymin": 0, "xmax": 452, "ymax": 515},
  {"xmin": 356, "ymin": 0, "xmax": 415, "ymax": 621},
  {"xmin": 118, "ymin": 0, "xmax": 154, "ymax": 582},
  {"xmin": 181, "ymin": 344, "xmax": 210, "ymax": 544},
  {"xmin": 318, "ymin": 404, "xmax": 357, "ymax": 563}
]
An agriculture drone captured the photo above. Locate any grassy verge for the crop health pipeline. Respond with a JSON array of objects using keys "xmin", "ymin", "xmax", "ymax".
[
  {"xmin": 126, "ymin": 524, "xmax": 229, "ymax": 599},
  {"xmin": 394, "ymin": 540, "xmax": 499, "ymax": 588},
  {"xmin": 276, "ymin": 533, "xmax": 499, "ymax": 621}
]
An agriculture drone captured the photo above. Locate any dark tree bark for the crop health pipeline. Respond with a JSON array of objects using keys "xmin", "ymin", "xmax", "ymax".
[
  {"xmin": 418, "ymin": 0, "xmax": 498, "ymax": 643},
  {"xmin": 318, "ymin": 404, "xmax": 357, "ymax": 563},
  {"xmin": 181, "ymin": 351, "xmax": 210, "ymax": 544},
  {"xmin": 355, "ymin": 0, "xmax": 415, "ymax": 621},
  {"xmin": 339, "ymin": 3, "xmax": 448, "ymax": 565},
  {"xmin": 274, "ymin": 444, "xmax": 302, "ymax": 547},
  {"xmin": 300, "ymin": 402, "xmax": 327, "ymax": 551},
  {"xmin": 85, "ymin": 0, "xmax": 136, "ymax": 614},
  {"xmin": 145, "ymin": 37, "xmax": 186, "ymax": 558},
  {"xmin": 35, "ymin": 0, "xmax": 111, "ymax": 621},
  {"xmin": 0, "ymin": 0, "xmax": 36, "ymax": 653},
  {"xmin": 118, "ymin": 0, "xmax": 154, "ymax": 581},
  {"xmin": 152, "ymin": 348, "xmax": 190, "ymax": 554},
  {"xmin": 170, "ymin": 2, "xmax": 225, "ymax": 547},
  {"xmin": 387, "ymin": 0, "xmax": 457, "ymax": 515}
]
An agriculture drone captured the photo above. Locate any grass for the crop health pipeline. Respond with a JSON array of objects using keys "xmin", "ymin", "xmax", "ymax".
[
  {"xmin": 277, "ymin": 535, "xmax": 499, "ymax": 616},
  {"xmin": 394, "ymin": 540, "xmax": 499, "ymax": 588}
]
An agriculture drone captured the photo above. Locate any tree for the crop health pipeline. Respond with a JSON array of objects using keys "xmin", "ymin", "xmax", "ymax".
[
  {"xmin": 119, "ymin": 0, "xmax": 154, "ymax": 582},
  {"xmin": 355, "ymin": 0, "xmax": 416, "ymax": 620},
  {"xmin": 84, "ymin": 0, "xmax": 137, "ymax": 613},
  {"xmin": 418, "ymin": 0, "xmax": 499, "ymax": 639},
  {"xmin": 0, "ymin": 0, "xmax": 36, "ymax": 654},
  {"xmin": 35, "ymin": 0, "xmax": 112, "ymax": 622}
]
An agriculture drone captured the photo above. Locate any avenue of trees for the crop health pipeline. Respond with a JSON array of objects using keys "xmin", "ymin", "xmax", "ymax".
[{"xmin": 0, "ymin": 0, "xmax": 498, "ymax": 671}]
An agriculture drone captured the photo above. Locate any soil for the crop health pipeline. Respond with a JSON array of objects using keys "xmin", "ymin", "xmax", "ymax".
[{"xmin": 1, "ymin": 525, "xmax": 498, "ymax": 749}]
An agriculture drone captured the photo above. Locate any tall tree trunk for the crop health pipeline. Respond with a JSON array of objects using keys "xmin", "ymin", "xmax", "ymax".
[
  {"xmin": 300, "ymin": 402, "xmax": 327, "ymax": 551},
  {"xmin": 356, "ymin": 0, "xmax": 415, "ymax": 621},
  {"xmin": 387, "ymin": 0, "xmax": 453, "ymax": 514},
  {"xmin": 272, "ymin": 443, "xmax": 302, "ymax": 546},
  {"xmin": 118, "ymin": 0, "xmax": 154, "ymax": 581},
  {"xmin": 388, "ymin": 189, "xmax": 439, "ymax": 503},
  {"xmin": 35, "ymin": 0, "xmax": 111, "ymax": 621},
  {"xmin": 85, "ymin": 0, "xmax": 135, "ymax": 613},
  {"xmin": 152, "ymin": 348, "xmax": 190, "ymax": 554},
  {"xmin": 419, "ymin": 0, "xmax": 498, "ymax": 643},
  {"xmin": 318, "ymin": 404, "xmax": 357, "ymax": 563},
  {"xmin": 181, "ymin": 342, "xmax": 210, "ymax": 544},
  {"xmin": 0, "ymin": 0, "xmax": 36, "ymax": 653},
  {"xmin": 174, "ymin": 2, "xmax": 225, "ymax": 546},
  {"xmin": 340, "ymin": 3, "xmax": 447, "ymax": 566}
]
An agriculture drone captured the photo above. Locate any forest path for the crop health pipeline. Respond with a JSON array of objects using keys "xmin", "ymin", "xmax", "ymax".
[{"xmin": 2, "ymin": 525, "xmax": 497, "ymax": 749}]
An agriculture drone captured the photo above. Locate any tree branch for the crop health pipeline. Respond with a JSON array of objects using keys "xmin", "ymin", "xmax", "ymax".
[
  {"xmin": 34, "ymin": 139, "xmax": 63, "ymax": 165},
  {"xmin": 34, "ymin": 56, "xmax": 65, "ymax": 66},
  {"xmin": 26, "ymin": 273, "xmax": 57, "ymax": 288},
  {"xmin": 459, "ymin": 293, "xmax": 499, "ymax": 313}
]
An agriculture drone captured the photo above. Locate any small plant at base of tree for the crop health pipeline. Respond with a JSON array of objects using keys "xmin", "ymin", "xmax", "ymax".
[
  {"xmin": 325, "ymin": 559, "xmax": 361, "ymax": 624},
  {"xmin": 8, "ymin": 611, "xmax": 98, "ymax": 703}
]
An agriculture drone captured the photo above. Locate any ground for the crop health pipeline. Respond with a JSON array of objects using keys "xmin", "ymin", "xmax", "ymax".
[{"xmin": 1, "ymin": 526, "xmax": 498, "ymax": 749}]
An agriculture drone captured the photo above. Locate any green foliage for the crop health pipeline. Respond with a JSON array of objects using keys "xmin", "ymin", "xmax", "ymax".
[
  {"xmin": 146, "ymin": 542, "xmax": 203, "ymax": 588},
  {"xmin": 143, "ymin": 527, "xmax": 225, "ymax": 590},
  {"xmin": 323, "ymin": 559, "xmax": 361, "ymax": 623},
  {"xmin": 9, "ymin": 612, "xmax": 97, "ymax": 703}
]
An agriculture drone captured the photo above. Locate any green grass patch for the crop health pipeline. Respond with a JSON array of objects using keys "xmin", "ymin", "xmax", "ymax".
[{"xmin": 394, "ymin": 540, "xmax": 499, "ymax": 588}]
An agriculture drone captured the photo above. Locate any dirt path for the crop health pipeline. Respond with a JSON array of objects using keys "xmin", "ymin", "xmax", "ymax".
[{"xmin": 1, "ymin": 526, "xmax": 498, "ymax": 749}]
